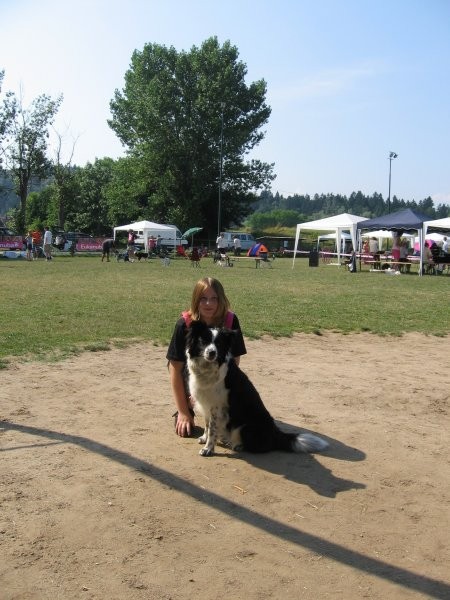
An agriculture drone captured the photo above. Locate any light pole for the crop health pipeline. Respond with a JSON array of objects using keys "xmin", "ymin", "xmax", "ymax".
[
  {"xmin": 217, "ymin": 103, "xmax": 225, "ymax": 236},
  {"xmin": 387, "ymin": 151, "xmax": 398, "ymax": 213}
]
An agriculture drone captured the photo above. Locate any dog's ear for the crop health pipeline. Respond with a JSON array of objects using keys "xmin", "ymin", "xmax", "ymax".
[{"xmin": 189, "ymin": 319, "xmax": 209, "ymax": 334}]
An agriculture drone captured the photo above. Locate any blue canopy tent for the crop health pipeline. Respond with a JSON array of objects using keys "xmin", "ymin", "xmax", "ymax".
[{"xmin": 356, "ymin": 208, "xmax": 431, "ymax": 275}]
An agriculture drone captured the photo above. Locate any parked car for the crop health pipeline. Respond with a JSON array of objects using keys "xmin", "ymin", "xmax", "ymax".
[
  {"xmin": 222, "ymin": 231, "xmax": 256, "ymax": 251},
  {"xmin": 0, "ymin": 227, "xmax": 17, "ymax": 236},
  {"xmin": 51, "ymin": 231, "xmax": 95, "ymax": 252},
  {"xmin": 65, "ymin": 231, "xmax": 94, "ymax": 242}
]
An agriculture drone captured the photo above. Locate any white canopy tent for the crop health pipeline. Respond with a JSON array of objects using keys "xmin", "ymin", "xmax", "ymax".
[
  {"xmin": 413, "ymin": 232, "xmax": 445, "ymax": 246},
  {"xmin": 113, "ymin": 220, "xmax": 176, "ymax": 249},
  {"xmin": 317, "ymin": 232, "xmax": 352, "ymax": 252},
  {"xmin": 423, "ymin": 217, "xmax": 450, "ymax": 235},
  {"xmin": 292, "ymin": 213, "xmax": 368, "ymax": 267}
]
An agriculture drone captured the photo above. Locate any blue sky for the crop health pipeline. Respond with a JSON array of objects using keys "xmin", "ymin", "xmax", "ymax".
[{"xmin": 1, "ymin": 0, "xmax": 449, "ymax": 205}]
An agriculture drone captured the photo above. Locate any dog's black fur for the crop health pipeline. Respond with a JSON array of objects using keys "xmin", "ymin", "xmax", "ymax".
[
  {"xmin": 135, "ymin": 251, "xmax": 149, "ymax": 261},
  {"xmin": 185, "ymin": 320, "xmax": 329, "ymax": 457}
]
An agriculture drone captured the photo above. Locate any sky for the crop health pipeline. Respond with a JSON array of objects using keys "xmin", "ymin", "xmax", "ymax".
[{"xmin": 1, "ymin": 0, "xmax": 450, "ymax": 205}]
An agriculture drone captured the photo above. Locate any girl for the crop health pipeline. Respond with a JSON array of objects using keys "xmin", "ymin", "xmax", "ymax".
[{"xmin": 166, "ymin": 277, "xmax": 246, "ymax": 437}]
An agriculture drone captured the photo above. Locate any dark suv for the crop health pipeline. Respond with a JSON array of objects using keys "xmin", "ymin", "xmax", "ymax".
[
  {"xmin": 65, "ymin": 231, "xmax": 94, "ymax": 242},
  {"xmin": 0, "ymin": 227, "xmax": 17, "ymax": 236},
  {"xmin": 51, "ymin": 231, "xmax": 94, "ymax": 252}
]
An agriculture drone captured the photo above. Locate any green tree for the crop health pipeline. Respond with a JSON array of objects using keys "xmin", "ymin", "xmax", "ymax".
[
  {"xmin": 71, "ymin": 158, "xmax": 115, "ymax": 234},
  {"xmin": 0, "ymin": 87, "xmax": 62, "ymax": 232},
  {"xmin": 26, "ymin": 188, "xmax": 52, "ymax": 231},
  {"xmin": 108, "ymin": 37, "xmax": 275, "ymax": 235},
  {"xmin": 104, "ymin": 155, "xmax": 152, "ymax": 225},
  {"xmin": 50, "ymin": 129, "xmax": 79, "ymax": 229}
]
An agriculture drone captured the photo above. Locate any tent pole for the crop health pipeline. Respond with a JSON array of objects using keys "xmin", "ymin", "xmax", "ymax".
[{"xmin": 292, "ymin": 226, "xmax": 301, "ymax": 269}]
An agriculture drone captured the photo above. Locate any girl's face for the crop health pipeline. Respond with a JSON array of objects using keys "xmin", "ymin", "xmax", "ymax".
[{"xmin": 198, "ymin": 286, "xmax": 219, "ymax": 325}]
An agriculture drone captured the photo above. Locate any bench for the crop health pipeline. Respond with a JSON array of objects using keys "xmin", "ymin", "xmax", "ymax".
[
  {"xmin": 234, "ymin": 256, "xmax": 273, "ymax": 268},
  {"xmin": 364, "ymin": 259, "xmax": 418, "ymax": 273}
]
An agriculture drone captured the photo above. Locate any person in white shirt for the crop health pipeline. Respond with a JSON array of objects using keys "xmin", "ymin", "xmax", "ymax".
[
  {"xmin": 368, "ymin": 237, "xmax": 380, "ymax": 269},
  {"xmin": 216, "ymin": 232, "xmax": 227, "ymax": 251},
  {"xmin": 43, "ymin": 227, "xmax": 53, "ymax": 260},
  {"xmin": 442, "ymin": 236, "xmax": 448, "ymax": 254},
  {"xmin": 233, "ymin": 236, "xmax": 242, "ymax": 256}
]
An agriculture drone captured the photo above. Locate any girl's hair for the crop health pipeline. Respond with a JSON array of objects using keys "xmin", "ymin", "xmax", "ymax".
[{"xmin": 189, "ymin": 277, "xmax": 230, "ymax": 326}]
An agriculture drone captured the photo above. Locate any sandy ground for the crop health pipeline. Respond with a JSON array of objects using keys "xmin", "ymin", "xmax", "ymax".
[{"xmin": 1, "ymin": 332, "xmax": 449, "ymax": 600}]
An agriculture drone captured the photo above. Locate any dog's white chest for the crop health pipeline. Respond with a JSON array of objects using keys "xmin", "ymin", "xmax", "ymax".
[{"xmin": 187, "ymin": 359, "xmax": 229, "ymax": 417}]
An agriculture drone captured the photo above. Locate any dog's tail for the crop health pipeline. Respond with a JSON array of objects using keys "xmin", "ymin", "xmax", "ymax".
[
  {"xmin": 291, "ymin": 432, "xmax": 329, "ymax": 453},
  {"xmin": 273, "ymin": 429, "xmax": 329, "ymax": 453}
]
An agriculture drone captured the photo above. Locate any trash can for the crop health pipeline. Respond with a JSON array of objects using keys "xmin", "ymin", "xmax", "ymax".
[{"xmin": 309, "ymin": 249, "xmax": 319, "ymax": 267}]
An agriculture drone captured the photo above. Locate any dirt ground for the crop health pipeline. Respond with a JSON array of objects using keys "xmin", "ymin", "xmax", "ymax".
[{"xmin": 1, "ymin": 332, "xmax": 449, "ymax": 600}]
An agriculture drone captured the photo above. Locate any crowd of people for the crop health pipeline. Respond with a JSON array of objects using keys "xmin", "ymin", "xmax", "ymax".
[{"xmin": 362, "ymin": 234, "xmax": 449, "ymax": 274}]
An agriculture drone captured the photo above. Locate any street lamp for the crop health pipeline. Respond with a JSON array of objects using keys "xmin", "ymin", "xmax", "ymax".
[
  {"xmin": 387, "ymin": 151, "xmax": 398, "ymax": 213},
  {"xmin": 217, "ymin": 103, "xmax": 225, "ymax": 236}
]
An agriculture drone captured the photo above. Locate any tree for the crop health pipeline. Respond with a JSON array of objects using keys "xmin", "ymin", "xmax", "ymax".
[
  {"xmin": 26, "ymin": 188, "xmax": 53, "ymax": 231},
  {"xmin": 108, "ymin": 37, "xmax": 275, "ymax": 235},
  {"xmin": 103, "ymin": 155, "xmax": 154, "ymax": 225},
  {"xmin": 71, "ymin": 158, "xmax": 115, "ymax": 234},
  {"xmin": 0, "ymin": 86, "xmax": 62, "ymax": 232},
  {"xmin": 50, "ymin": 128, "xmax": 79, "ymax": 229}
]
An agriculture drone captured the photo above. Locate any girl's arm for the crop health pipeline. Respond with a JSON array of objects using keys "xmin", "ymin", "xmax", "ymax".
[{"xmin": 169, "ymin": 360, "xmax": 194, "ymax": 437}]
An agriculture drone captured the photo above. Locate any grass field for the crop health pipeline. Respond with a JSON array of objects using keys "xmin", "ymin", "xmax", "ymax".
[{"xmin": 1, "ymin": 253, "xmax": 449, "ymax": 365}]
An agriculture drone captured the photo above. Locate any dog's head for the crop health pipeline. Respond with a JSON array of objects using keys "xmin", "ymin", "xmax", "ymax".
[{"xmin": 185, "ymin": 320, "xmax": 235, "ymax": 366}]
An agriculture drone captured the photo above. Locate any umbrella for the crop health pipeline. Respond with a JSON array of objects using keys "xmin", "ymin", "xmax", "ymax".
[{"xmin": 183, "ymin": 227, "xmax": 203, "ymax": 246}]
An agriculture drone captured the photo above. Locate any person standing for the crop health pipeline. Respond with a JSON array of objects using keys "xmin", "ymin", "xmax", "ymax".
[
  {"xmin": 369, "ymin": 236, "xmax": 380, "ymax": 269},
  {"xmin": 216, "ymin": 232, "xmax": 227, "ymax": 252},
  {"xmin": 148, "ymin": 235, "xmax": 156, "ymax": 254},
  {"xmin": 399, "ymin": 239, "xmax": 410, "ymax": 273},
  {"xmin": 43, "ymin": 227, "xmax": 53, "ymax": 261},
  {"xmin": 127, "ymin": 229, "xmax": 136, "ymax": 262},
  {"xmin": 391, "ymin": 236, "xmax": 401, "ymax": 270},
  {"xmin": 233, "ymin": 235, "xmax": 242, "ymax": 256},
  {"xmin": 25, "ymin": 231, "xmax": 33, "ymax": 261},
  {"xmin": 31, "ymin": 230, "xmax": 41, "ymax": 259}
]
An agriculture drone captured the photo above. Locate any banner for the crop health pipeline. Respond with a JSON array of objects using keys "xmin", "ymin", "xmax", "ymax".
[
  {"xmin": 0, "ymin": 236, "xmax": 23, "ymax": 250},
  {"xmin": 75, "ymin": 238, "xmax": 105, "ymax": 251}
]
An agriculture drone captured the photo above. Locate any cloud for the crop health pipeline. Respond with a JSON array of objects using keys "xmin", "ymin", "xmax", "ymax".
[{"xmin": 269, "ymin": 62, "xmax": 383, "ymax": 104}]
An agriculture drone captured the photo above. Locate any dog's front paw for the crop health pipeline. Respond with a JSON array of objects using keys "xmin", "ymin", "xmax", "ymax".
[
  {"xmin": 198, "ymin": 434, "xmax": 207, "ymax": 444},
  {"xmin": 231, "ymin": 443, "xmax": 244, "ymax": 452},
  {"xmin": 199, "ymin": 447, "xmax": 214, "ymax": 456}
]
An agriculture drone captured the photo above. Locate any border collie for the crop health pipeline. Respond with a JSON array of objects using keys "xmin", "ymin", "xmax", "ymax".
[
  {"xmin": 185, "ymin": 320, "xmax": 329, "ymax": 457},
  {"xmin": 134, "ymin": 251, "xmax": 149, "ymax": 261}
]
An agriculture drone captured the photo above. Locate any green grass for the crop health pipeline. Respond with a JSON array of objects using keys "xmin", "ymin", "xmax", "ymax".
[{"xmin": 1, "ymin": 253, "xmax": 449, "ymax": 363}]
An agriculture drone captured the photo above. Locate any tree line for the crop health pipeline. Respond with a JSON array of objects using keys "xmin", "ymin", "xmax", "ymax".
[{"xmin": 245, "ymin": 190, "xmax": 449, "ymax": 232}]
